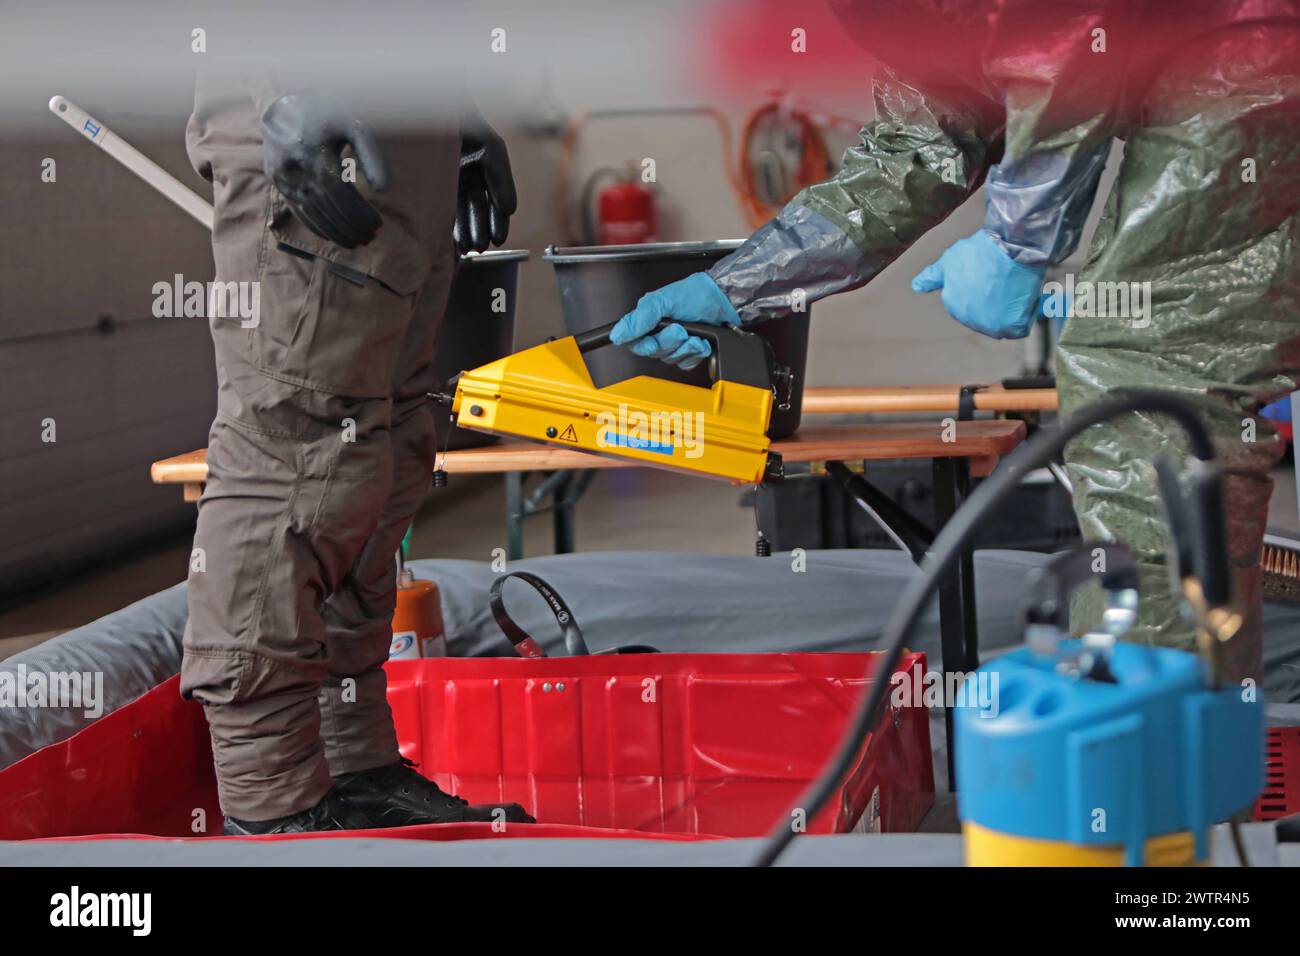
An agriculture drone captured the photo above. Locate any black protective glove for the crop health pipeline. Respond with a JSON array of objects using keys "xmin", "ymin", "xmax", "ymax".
[
  {"xmin": 455, "ymin": 112, "xmax": 517, "ymax": 254},
  {"xmin": 259, "ymin": 92, "xmax": 389, "ymax": 249}
]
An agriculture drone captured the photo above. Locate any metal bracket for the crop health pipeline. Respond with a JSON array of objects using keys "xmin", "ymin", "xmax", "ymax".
[{"xmin": 823, "ymin": 461, "xmax": 935, "ymax": 563}]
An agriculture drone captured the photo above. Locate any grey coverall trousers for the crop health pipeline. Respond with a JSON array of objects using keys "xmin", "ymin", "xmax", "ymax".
[{"xmin": 182, "ymin": 84, "xmax": 459, "ymax": 821}]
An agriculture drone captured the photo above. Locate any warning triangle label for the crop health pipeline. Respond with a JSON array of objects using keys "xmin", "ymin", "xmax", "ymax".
[{"xmin": 556, "ymin": 424, "xmax": 579, "ymax": 443}]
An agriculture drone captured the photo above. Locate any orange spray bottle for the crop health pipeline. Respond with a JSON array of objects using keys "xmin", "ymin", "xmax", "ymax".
[{"xmin": 389, "ymin": 526, "xmax": 447, "ymax": 659}]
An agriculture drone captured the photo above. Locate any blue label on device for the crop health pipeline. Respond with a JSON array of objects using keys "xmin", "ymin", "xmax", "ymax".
[{"xmin": 608, "ymin": 432, "xmax": 674, "ymax": 456}]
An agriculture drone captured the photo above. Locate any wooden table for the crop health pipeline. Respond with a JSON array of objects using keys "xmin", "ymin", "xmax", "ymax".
[
  {"xmin": 801, "ymin": 384, "xmax": 1057, "ymax": 416},
  {"xmin": 151, "ymin": 421, "xmax": 1025, "ymax": 503}
]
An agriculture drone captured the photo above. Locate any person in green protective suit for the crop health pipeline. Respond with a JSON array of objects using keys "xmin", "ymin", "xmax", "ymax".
[{"xmin": 612, "ymin": 0, "xmax": 1300, "ymax": 683}]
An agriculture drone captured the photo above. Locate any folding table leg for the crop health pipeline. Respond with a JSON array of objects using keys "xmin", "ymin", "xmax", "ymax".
[
  {"xmin": 551, "ymin": 470, "xmax": 595, "ymax": 554},
  {"xmin": 955, "ymin": 464, "xmax": 980, "ymax": 673},
  {"xmin": 552, "ymin": 471, "xmax": 575, "ymax": 554},
  {"xmin": 505, "ymin": 471, "xmax": 525, "ymax": 561},
  {"xmin": 505, "ymin": 469, "xmax": 596, "ymax": 559},
  {"xmin": 932, "ymin": 456, "xmax": 981, "ymax": 791},
  {"xmin": 825, "ymin": 460, "xmax": 934, "ymax": 562}
]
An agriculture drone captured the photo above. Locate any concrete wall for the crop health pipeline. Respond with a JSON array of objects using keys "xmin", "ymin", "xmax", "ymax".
[{"xmin": 0, "ymin": 103, "xmax": 217, "ymax": 598}]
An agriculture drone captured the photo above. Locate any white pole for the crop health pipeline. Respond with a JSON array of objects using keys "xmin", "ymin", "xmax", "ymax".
[{"xmin": 48, "ymin": 95, "xmax": 215, "ymax": 231}]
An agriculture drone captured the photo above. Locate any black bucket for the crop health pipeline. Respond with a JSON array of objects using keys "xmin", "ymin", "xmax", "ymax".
[
  {"xmin": 543, "ymin": 241, "xmax": 809, "ymax": 438},
  {"xmin": 430, "ymin": 249, "xmax": 527, "ymax": 450}
]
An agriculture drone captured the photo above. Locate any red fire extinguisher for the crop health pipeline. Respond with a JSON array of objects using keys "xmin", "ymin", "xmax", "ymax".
[{"xmin": 596, "ymin": 163, "xmax": 657, "ymax": 245}]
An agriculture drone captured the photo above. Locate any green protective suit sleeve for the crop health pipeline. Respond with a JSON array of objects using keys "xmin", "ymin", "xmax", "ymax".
[
  {"xmin": 708, "ymin": 70, "xmax": 1001, "ymax": 324},
  {"xmin": 709, "ymin": 1, "xmax": 1148, "ymax": 322}
]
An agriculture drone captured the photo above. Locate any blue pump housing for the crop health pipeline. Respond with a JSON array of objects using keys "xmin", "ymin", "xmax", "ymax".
[{"xmin": 954, "ymin": 641, "xmax": 1263, "ymax": 865}]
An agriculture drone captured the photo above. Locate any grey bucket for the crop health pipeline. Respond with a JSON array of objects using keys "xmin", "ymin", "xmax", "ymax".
[
  {"xmin": 543, "ymin": 241, "xmax": 809, "ymax": 438},
  {"xmin": 430, "ymin": 249, "xmax": 528, "ymax": 450}
]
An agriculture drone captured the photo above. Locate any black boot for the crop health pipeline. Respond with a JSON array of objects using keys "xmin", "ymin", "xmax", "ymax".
[
  {"xmin": 333, "ymin": 757, "xmax": 536, "ymax": 827},
  {"xmin": 224, "ymin": 787, "xmax": 373, "ymax": 835}
]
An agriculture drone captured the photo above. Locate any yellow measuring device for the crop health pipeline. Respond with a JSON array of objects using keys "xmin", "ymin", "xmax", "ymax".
[{"xmin": 443, "ymin": 320, "xmax": 789, "ymax": 485}]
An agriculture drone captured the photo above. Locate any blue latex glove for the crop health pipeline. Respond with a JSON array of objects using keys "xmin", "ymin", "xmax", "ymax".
[
  {"xmin": 911, "ymin": 231, "xmax": 1046, "ymax": 340},
  {"xmin": 609, "ymin": 272, "xmax": 741, "ymax": 370}
]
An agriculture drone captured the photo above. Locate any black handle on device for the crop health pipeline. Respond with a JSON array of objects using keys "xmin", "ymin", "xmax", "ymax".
[{"xmin": 574, "ymin": 319, "xmax": 782, "ymax": 393}]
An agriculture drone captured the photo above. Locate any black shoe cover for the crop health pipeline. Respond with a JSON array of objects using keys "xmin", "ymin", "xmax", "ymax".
[
  {"xmin": 333, "ymin": 757, "xmax": 535, "ymax": 827},
  {"xmin": 224, "ymin": 787, "xmax": 373, "ymax": 835}
]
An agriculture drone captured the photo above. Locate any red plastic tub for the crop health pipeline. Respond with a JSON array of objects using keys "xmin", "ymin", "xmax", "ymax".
[{"xmin": 0, "ymin": 652, "xmax": 933, "ymax": 842}]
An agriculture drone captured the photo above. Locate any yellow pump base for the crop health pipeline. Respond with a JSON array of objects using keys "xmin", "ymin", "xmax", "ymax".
[
  {"xmin": 963, "ymin": 822, "xmax": 1201, "ymax": 867},
  {"xmin": 449, "ymin": 323, "xmax": 784, "ymax": 486}
]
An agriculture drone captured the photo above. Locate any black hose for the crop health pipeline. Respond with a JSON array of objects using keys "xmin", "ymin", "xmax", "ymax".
[
  {"xmin": 751, "ymin": 389, "xmax": 1216, "ymax": 867},
  {"xmin": 1188, "ymin": 459, "xmax": 1232, "ymax": 607}
]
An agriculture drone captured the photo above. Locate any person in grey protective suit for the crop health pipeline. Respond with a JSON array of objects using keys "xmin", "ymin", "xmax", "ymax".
[
  {"xmin": 612, "ymin": 0, "xmax": 1300, "ymax": 684},
  {"xmin": 183, "ymin": 68, "xmax": 535, "ymax": 834}
]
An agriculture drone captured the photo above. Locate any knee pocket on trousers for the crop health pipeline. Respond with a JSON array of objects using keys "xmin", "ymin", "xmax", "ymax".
[{"xmin": 182, "ymin": 646, "xmax": 329, "ymax": 706}]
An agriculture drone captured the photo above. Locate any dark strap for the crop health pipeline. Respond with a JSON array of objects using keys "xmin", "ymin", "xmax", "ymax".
[
  {"xmin": 488, "ymin": 571, "xmax": 589, "ymax": 658},
  {"xmin": 957, "ymin": 384, "xmax": 986, "ymax": 421}
]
